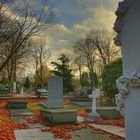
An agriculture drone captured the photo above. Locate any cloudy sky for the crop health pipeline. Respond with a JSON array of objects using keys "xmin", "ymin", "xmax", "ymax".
[
  {"xmin": 8, "ymin": 0, "xmax": 118, "ymax": 75},
  {"xmin": 44, "ymin": 0, "xmax": 119, "ymax": 61}
]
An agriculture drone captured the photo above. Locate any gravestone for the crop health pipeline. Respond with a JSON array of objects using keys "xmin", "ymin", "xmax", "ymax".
[
  {"xmin": 114, "ymin": 0, "xmax": 140, "ymax": 139},
  {"xmin": 21, "ymin": 88, "xmax": 24, "ymax": 94},
  {"xmin": 8, "ymin": 100, "xmax": 27, "ymax": 109},
  {"xmin": 13, "ymin": 82, "xmax": 16, "ymax": 94},
  {"xmin": 40, "ymin": 76, "xmax": 78, "ymax": 124},
  {"xmin": 40, "ymin": 76, "xmax": 63, "ymax": 108},
  {"xmin": 86, "ymin": 88, "xmax": 100, "ymax": 122},
  {"xmin": 0, "ymin": 87, "xmax": 11, "ymax": 97},
  {"xmin": 47, "ymin": 76, "xmax": 63, "ymax": 108}
]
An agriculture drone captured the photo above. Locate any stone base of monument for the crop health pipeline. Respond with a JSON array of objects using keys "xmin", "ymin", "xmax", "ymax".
[
  {"xmin": 86, "ymin": 112, "xmax": 101, "ymax": 122},
  {"xmin": 39, "ymin": 102, "xmax": 64, "ymax": 109},
  {"xmin": 86, "ymin": 107, "xmax": 121, "ymax": 119},
  {"xmin": 40, "ymin": 108, "xmax": 78, "ymax": 125}
]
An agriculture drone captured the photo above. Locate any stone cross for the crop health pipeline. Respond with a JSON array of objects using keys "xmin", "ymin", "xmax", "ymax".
[
  {"xmin": 88, "ymin": 88, "xmax": 100, "ymax": 114},
  {"xmin": 13, "ymin": 82, "xmax": 16, "ymax": 94},
  {"xmin": 21, "ymin": 88, "xmax": 24, "ymax": 94}
]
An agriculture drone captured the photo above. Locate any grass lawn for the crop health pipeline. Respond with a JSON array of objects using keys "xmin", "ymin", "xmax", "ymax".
[
  {"xmin": 64, "ymin": 104, "xmax": 87, "ymax": 110},
  {"xmin": 28, "ymin": 102, "xmax": 87, "ymax": 111}
]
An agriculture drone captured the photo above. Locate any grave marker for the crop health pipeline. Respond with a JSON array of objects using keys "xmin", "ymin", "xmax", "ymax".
[
  {"xmin": 87, "ymin": 88, "xmax": 100, "ymax": 121},
  {"xmin": 47, "ymin": 76, "xmax": 63, "ymax": 108}
]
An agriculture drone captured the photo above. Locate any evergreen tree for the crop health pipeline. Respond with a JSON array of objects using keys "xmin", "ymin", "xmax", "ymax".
[
  {"xmin": 102, "ymin": 58, "xmax": 122, "ymax": 104},
  {"xmin": 24, "ymin": 76, "xmax": 31, "ymax": 89},
  {"xmin": 51, "ymin": 54, "xmax": 75, "ymax": 93},
  {"xmin": 81, "ymin": 72, "xmax": 90, "ymax": 87}
]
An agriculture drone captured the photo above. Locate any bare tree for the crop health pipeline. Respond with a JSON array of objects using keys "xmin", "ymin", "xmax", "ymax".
[
  {"xmin": 0, "ymin": 0, "xmax": 55, "ymax": 72},
  {"xmin": 73, "ymin": 38, "xmax": 97, "ymax": 88},
  {"xmin": 0, "ymin": 1, "xmax": 19, "ymax": 45},
  {"xmin": 74, "ymin": 55, "xmax": 86, "ymax": 87},
  {"xmin": 32, "ymin": 40, "xmax": 50, "ymax": 87},
  {"xmin": 5, "ymin": 39, "xmax": 32, "ymax": 82},
  {"xmin": 88, "ymin": 30, "xmax": 121, "ymax": 65}
]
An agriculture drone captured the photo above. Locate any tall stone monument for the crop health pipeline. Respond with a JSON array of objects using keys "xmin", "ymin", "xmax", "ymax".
[
  {"xmin": 114, "ymin": 0, "xmax": 140, "ymax": 139},
  {"xmin": 40, "ymin": 76, "xmax": 63, "ymax": 108},
  {"xmin": 47, "ymin": 76, "xmax": 63, "ymax": 108},
  {"xmin": 40, "ymin": 75, "xmax": 78, "ymax": 124}
]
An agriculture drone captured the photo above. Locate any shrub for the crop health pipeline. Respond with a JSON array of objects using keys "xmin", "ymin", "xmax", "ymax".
[{"xmin": 101, "ymin": 58, "xmax": 122, "ymax": 104}]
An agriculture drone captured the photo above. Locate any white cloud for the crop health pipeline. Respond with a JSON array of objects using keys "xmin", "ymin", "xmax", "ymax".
[
  {"xmin": 45, "ymin": 4, "xmax": 117, "ymax": 63},
  {"xmin": 86, "ymin": 6, "xmax": 115, "ymax": 30},
  {"xmin": 5, "ymin": 0, "xmax": 118, "ymax": 72},
  {"xmin": 50, "ymin": 24, "xmax": 70, "ymax": 37}
]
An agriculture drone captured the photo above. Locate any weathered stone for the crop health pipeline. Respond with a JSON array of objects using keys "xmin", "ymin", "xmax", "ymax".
[
  {"xmin": 114, "ymin": 0, "xmax": 140, "ymax": 139},
  {"xmin": 113, "ymin": 18, "xmax": 122, "ymax": 33},
  {"xmin": 40, "ymin": 76, "xmax": 63, "ymax": 108},
  {"xmin": 113, "ymin": 34, "xmax": 122, "ymax": 46},
  {"xmin": 8, "ymin": 100, "xmax": 28, "ymax": 109},
  {"xmin": 40, "ymin": 108, "xmax": 78, "ymax": 124},
  {"xmin": 10, "ymin": 109, "xmax": 34, "ymax": 117},
  {"xmin": 86, "ymin": 88, "xmax": 101, "ymax": 122}
]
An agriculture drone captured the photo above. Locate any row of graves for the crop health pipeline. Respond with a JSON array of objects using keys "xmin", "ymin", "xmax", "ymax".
[
  {"xmin": 6, "ymin": 76, "xmax": 121, "ymax": 125},
  {"xmin": 5, "ymin": 76, "xmax": 78, "ymax": 128},
  {"xmin": 40, "ymin": 76, "xmax": 78, "ymax": 124},
  {"xmin": 0, "ymin": 75, "xmax": 123, "ymax": 140}
]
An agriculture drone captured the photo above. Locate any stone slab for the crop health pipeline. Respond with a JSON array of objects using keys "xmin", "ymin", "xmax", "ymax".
[
  {"xmin": 11, "ymin": 116, "xmax": 27, "ymax": 123},
  {"xmin": 88, "ymin": 123, "xmax": 125, "ymax": 138},
  {"xmin": 41, "ymin": 108, "xmax": 78, "ymax": 124},
  {"xmin": 70, "ymin": 128, "xmax": 112, "ymax": 140},
  {"xmin": 73, "ymin": 101, "xmax": 92, "ymax": 107},
  {"xmin": 11, "ymin": 116, "xmax": 46, "ymax": 129},
  {"xmin": 15, "ymin": 128, "xmax": 112, "ymax": 140},
  {"xmin": 10, "ymin": 109, "xmax": 34, "ymax": 117},
  {"xmin": 8, "ymin": 100, "xmax": 27, "ymax": 109},
  {"xmin": 15, "ymin": 129, "xmax": 63, "ymax": 140},
  {"xmin": 87, "ymin": 106, "xmax": 122, "ymax": 119},
  {"xmin": 86, "ymin": 112, "xmax": 101, "ymax": 122}
]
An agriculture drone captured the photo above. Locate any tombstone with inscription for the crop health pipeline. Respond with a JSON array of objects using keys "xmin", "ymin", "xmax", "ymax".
[
  {"xmin": 86, "ymin": 88, "xmax": 100, "ymax": 121},
  {"xmin": 114, "ymin": 0, "xmax": 140, "ymax": 139}
]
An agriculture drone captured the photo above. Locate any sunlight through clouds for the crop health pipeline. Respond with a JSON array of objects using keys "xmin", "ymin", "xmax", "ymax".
[{"xmin": 2, "ymin": 0, "xmax": 119, "ymax": 65}]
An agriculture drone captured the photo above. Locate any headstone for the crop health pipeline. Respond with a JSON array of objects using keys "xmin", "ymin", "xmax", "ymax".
[
  {"xmin": 114, "ymin": 0, "xmax": 140, "ymax": 139},
  {"xmin": 48, "ymin": 76, "xmax": 63, "ymax": 108},
  {"xmin": 40, "ymin": 76, "xmax": 63, "ymax": 108},
  {"xmin": 8, "ymin": 100, "xmax": 28, "ymax": 109},
  {"xmin": 89, "ymin": 88, "xmax": 100, "ymax": 114},
  {"xmin": 13, "ymin": 82, "xmax": 16, "ymax": 94},
  {"xmin": 21, "ymin": 88, "xmax": 24, "ymax": 94},
  {"xmin": 86, "ymin": 88, "xmax": 100, "ymax": 121},
  {"xmin": 40, "ymin": 76, "xmax": 78, "ymax": 124},
  {"xmin": 0, "ymin": 88, "xmax": 10, "ymax": 97}
]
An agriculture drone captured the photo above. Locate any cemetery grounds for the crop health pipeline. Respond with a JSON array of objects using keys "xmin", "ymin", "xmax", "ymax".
[{"xmin": 0, "ymin": 94, "xmax": 125, "ymax": 140}]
